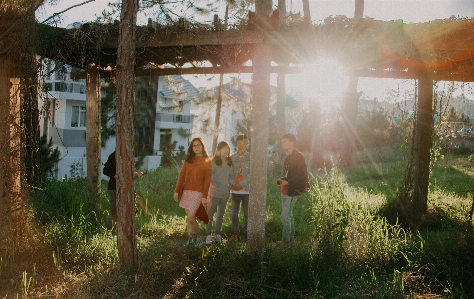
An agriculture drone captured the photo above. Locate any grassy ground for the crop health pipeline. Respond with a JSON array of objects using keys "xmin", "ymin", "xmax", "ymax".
[{"xmin": 2, "ymin": 146, "xmax": 474, "ymax": 298}]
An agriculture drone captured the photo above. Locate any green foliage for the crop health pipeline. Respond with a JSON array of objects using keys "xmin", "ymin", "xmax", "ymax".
[
  {"xmin": 356, "ymin": 98, "xmax": 392, "ymax": 148},
  {"xmin": 100, "ymin": 78, "xmax": 116, "ymax": 147},
  {"xmin": 39, "ymin": 134, "xmax": 60, "ymax": 181},
  {"xmin": 28, "ymin": 146, "xmax": 474, "ymax": 298},
  {"xmin": 159, "ymin": 130, "xmax": 179, "ymax": 168}
]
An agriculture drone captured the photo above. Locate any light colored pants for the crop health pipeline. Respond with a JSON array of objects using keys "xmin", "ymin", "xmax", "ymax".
[
  {"xmin": 206, "ymin": 195, "xmax": 229, "ymax": 235},
  {"xmin": 231, "ymin": 193, "xmax": 249, "ymax": 233},
  {"xmin": 281, "ymin": 193, "xmax": 299, "ymax": 242}
]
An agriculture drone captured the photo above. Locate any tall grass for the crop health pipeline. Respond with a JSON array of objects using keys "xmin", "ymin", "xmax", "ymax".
[{"xmin": 23, "ymin": 150, "xmax": 474, "ymax": 298}]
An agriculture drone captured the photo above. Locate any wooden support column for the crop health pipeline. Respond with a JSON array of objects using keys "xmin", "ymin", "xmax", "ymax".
[
  {"xmin": 116, "ymin": 0, "xmax": 139, "ymax": 271},
  {"xmin": 247, "ymin": 0, "xmax": 273, "ymax": 257},
  {"xmin": 276, "ymin": 72, "xmax": 286, "ymax": 137},
  {"xmin": 86, "ymin": 64, "xmax": 101, "ymax": 211},
  {"xmin": 413, "ymin": 72, "xmax": 433, "ymax": 224},
  {"xmin": 0, "ymin": 59, "xmax": 10, "ymax": 205},
  {"xmin": 9, "ymin": 76, "xmax": 22, "ymax": 222}
]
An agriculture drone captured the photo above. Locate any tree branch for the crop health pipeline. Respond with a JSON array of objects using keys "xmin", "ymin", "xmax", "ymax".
[{"xmin": 40, "ymin": 0, "xmax": 96, "ymax": 24}]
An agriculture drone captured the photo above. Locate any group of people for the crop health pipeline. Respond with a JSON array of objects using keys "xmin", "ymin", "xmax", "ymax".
[
  {"xmin": 173, "ymin": 133, "xmax": 309, "ymax": 248},
  {"xmin": 103, "ymin": 133, "xmax": 309, "ymax": 248}
]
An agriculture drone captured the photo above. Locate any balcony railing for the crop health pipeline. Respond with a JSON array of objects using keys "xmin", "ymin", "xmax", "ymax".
[{"xmin": 156, "ymin": 113, "xmax": 192, "ymax": 124}]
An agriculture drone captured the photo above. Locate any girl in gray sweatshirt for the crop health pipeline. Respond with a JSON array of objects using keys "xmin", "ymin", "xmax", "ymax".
[{"xmin": 206, "ymin": 141, "xmax": 233, "ymax": 244}]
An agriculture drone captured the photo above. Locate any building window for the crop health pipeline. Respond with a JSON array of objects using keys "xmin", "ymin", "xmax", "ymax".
[
  {"xmin": 71, "ymin": 105, "xmax": 86, "ymax": 127},
  {"xmin": 55, "ymin": 82, "xmax": 67, "ymax": 92}
]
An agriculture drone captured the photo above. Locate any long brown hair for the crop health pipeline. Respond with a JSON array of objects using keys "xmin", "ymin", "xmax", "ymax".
[
  {"xmin": 185, "ymin": 137, "xmax": 210, "ymax": 163},
  {"xmin": 212, "ymin": 141, "xmax": 232, "ymax": 167}
]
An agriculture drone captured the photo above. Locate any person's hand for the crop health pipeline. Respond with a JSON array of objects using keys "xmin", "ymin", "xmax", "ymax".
[
  {"xmin": 134, "ymin": 171, "xmax": 144, "ymax": 178},
  {"xmin": 233, "ymin": 182, "xmax": 243, "ymax": 191},
  {"xmin": 173, "ymin": 192, "xmax": 179, "ymax": 202},
  {"xmin": 279, "ymin": 179, "xmax": 289, "ymax": 186},
  {"xmin": 201, "ymin": 198, "xmax": 207, "ymax": 206}
]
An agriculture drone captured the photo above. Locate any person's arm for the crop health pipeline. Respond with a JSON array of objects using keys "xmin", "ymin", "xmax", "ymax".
[
  {"xmin": 202, "ymin": 161, "xmax": 212, "ymax": 202},
  {"xmin": 174, "ymin": 162, "xmax": 188, "ymax": 201},
  {"xmin": 238, "ymin": 154, "xmax": 251, "ymax": 191}
]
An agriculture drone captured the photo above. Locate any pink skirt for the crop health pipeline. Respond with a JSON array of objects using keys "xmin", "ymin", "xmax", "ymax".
[{"xmin": 179, "ymin": 190, "xmax": 202, "ymax": 211}]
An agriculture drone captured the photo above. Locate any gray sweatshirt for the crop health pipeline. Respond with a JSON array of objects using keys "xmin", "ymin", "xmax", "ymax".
[
  {"xmin": 209, "ymin": 158, "xmax": 232, "ymax": 198},
  {"xmin": 230, "ymin": 152, "xmax": 250, "ymax": 194}
]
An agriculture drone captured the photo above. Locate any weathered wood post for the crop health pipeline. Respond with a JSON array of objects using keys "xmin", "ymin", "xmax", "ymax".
[
  {"xmin": 247, "ymin": 0, "xmax": 272, "ymax": 257},
  {"xmin": 116, "ymin": 0, "xmax": 139, "ymax": 271},
  {"xmin": 413, "ymin": 71, "xmax": 433, "ymax": 224},
  {"xmin": 86, "ymin": 63, "xmax": 101, "ymax": 212},
  {"xmin": 0, "ymin": 59, "xmax": 11, "ymax": 211}
]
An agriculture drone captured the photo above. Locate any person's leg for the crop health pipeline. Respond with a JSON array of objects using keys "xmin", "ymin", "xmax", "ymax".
[
  {"xmin": 231, "ymin": 193, "xmax": 241, "ymax": 233},
  {"xmin": 281, "ymin": 194, "xmax": 298, "ymax": 242},
  {"xmin": 214, "ymin": 196, "xmax": 229, "ymax": 235},
  {"xmin": 241, "ymin": 194, "xmax": 249, "ymax": 234},
  {"xmin": 288, "ymin": 196, "xmax": 298, "ymax": 241},
  {"xmin": 185, "ymin": 209, "xmax": 201, "ymax": 238},
  {"xmin": 206, "ymin": 196, "xmax": 219, "ymax": 235}
]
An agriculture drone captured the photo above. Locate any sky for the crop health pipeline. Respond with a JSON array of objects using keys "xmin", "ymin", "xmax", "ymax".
[{"xmin": 35, "ymin": 0, "xmax": 474, "ymax": 104}]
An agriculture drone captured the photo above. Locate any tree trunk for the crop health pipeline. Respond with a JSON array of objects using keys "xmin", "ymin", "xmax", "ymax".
[
  {"xmin": 16, "ymin": 51, "xmax": 41, "ymax": 187},
  {"xmin": 412, "ymin": 72, "xmax": 433, "ymax": 224},
  {"xmin": 0, "ymin": 58, "xmax": 10, "ymax": 216},
  {"xmin": 276, "ymin": 72, "xmax": 286, "ymax": 137},
  {"xmin": 340, "ymin": 0, "xmax": 364, "ymax": 166},
  {"xmin": 247, "ymin": 0, "xmax": 272, "ymax": 257},
  {"xmin": 340, "ymin": 77, "xmax": 360, "ymax": 166},
  {"xmin": 212, "ymin": 73, "xmax": 224, "ymax": 155},
  {"xmin": 116, "ymin": 0, "xmax": 139, "ymax": 272},
  {"xmin": 310, "ymin": 100, "xmax": 323, "ymax": 167},
  {"xmin": 86, "ymin": 64, "xmax": 101, "ymax": 212},
  {"xmin": 302, "ymin": 0, "xmax": 311, "ymax": 26},
  {"xmin": 354, "ymin": 0, "xmax": 364, "ymax": 18}
]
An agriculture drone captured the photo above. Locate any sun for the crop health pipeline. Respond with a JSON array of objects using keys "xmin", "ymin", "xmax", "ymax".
[{"xmin": 287, "ymin": 59, "xmax": 349, "ymax": 106}]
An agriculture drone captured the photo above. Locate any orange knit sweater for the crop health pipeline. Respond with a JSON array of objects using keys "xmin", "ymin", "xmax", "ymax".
[{"xmin": 175, "ymin": 156, "xmax": 212, "ymax": 198}]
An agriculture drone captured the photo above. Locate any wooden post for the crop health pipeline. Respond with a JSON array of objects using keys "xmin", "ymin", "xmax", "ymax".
[
  {"xmin": 413, "ymin": 72, "xmax": 433, "ymax": 224},
  {"xmin": 116, "ymin": 0, "xmax": 139, "ymax": 271},
  {"xmin": 276, "ymin": 72, "xmax": 286, "ymax": 137},
  {"xmin": 0, "ymin": 59, "xmax": 10, "ymax": 207},
  {"xmin": 247, "ymin": 0, "xmax": 273, "ymax": 257},
  {"xmin": 211, "ymin": 73, "xmax": 224, "ymax": 155},
  {"xmin": 86, "ymin": 64, "xmax": 101, "ymax": 212}
]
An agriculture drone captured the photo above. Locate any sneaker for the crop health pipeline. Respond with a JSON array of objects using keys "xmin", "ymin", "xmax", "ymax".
[
  {"xmin": 215, "ymin": 234, "xmax": 222, "ymax": 243},
  {"xmin": 230, "ymin": 232, "xmax": 239, "ymax": 241},
  {"xmin": 195, "ymin": 238, "xmax": 204, "ymax": 249},
  {"xmin": 205, "ymin": 235, "xmax": 214, "ymax": 245}
]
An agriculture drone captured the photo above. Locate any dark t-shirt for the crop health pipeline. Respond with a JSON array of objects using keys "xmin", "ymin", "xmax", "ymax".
[{"xmin": 103, "ymin": 151, "xmax": 116, "ymax": 190}]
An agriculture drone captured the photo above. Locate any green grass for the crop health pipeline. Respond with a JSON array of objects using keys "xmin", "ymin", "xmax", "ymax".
[{"xmin": 22, "ymin": 147, "xmax": 474, "ymax": 298}]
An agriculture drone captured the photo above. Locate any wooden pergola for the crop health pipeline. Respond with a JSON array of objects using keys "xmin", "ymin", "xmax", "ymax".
[
  {"xmin": 36, "ymin": 17, "xmax": 474, "ymax": 81},
  {"xmin": 3, "ymin": 10, "xmax": 474, "ymax": 263}
]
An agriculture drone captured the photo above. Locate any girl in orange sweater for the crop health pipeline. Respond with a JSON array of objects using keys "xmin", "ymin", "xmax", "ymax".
[{"xmin": 174, "ymin": 137, "xmax": 212, "ymax": 248}]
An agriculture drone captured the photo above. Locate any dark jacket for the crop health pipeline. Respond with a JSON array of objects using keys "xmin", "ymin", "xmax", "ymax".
[
  {"xmin": 103, "ymin": 151, "xmax": 116, "ymax": 190},
  {"xmin": 284, "ymin": 149, "xmax": 309, "ymax": 196}
]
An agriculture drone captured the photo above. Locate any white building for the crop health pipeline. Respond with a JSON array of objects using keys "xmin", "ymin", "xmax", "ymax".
[{"xmin": 39, "ymin": 60, "xmax": 200, "ymax": 178}]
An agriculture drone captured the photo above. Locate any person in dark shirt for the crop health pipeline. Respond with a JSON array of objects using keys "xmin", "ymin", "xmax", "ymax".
[
  {"xmin": 276, "ymin": 133, "xmax": 309, "ymax": 246},
  {"xmin": 103, "ymin": 150, "xmax": 143, "ymax": 230},
  {"xmin": 103, "ymin": 151, "xmax": 118, "ymax": 229}
]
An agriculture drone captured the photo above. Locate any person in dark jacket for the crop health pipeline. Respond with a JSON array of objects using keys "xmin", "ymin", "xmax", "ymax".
[
  {"xmin": 277, "ymin": 133, "xmax": 309, "ymax": 245},
  {"xmin": 103, "ymin": 150, "xmax": 117, "ymax": 229},
  {"xmin": 103, "ymin": 150, "xmax": 143, "ymax": 230}
]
